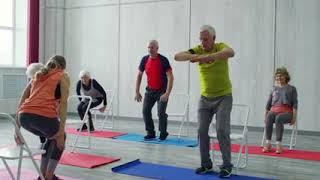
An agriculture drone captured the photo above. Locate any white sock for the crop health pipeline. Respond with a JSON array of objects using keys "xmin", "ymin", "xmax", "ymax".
[
  {"xmin": 266, "ymin": 140, "xmax": 271, "ymax": 144},
  {"xmin": 276, "ymin": 141, "xmax": 281, "ymax": 145}
]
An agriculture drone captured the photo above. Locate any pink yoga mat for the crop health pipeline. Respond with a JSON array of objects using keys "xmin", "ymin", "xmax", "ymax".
[
  {"xmin": 36, "ymin": 151, "xmax": 120, "ymax": 168},
  {"xmin": 0, "ymin": 168, "xmax": 79, "ymax": 180},
  {"xmin": 66, "ymin": 128, "xmax": 126, "ymax": 138},
  {"xmin": 211, "ymin": 144, "xmax": 320, "ymax": 161}
]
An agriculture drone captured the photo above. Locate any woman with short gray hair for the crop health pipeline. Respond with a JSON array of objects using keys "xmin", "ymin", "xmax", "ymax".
[{"xmin": 76, "ymin": 70, "xmax": 107, "ymax": 131}]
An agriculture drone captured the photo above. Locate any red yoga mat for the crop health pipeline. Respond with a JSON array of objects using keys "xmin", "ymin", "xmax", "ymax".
[
  {"xmin": 211, "ymin": 144, "xmax": 320, "ymax": 161},
  {"xmin": 0, "ymin": 168, "xmax": 79, "ymax": 180},
  {"xmin": 36, "ymin": 151, "xmax": 120, "ymax": 168},
  {"xmin": 66, "ymin": 128, "xmax": 127, "ymax": 138}
]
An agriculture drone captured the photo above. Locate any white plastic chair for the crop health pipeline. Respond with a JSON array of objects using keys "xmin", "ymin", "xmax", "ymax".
[
  {"xmin": 261, "ymin": 119, "xmax": 297, "ymax": 150},
  {"xmin": 67, "ymin": 95, "xmax": 92, "ymax": 152},
  {"xmin": 91, "ymin": 90, "xmax": 115, "ymax": 130},
  {"xmin": 166, "ymin": 93, "xmax": 190, "ymax": 138},
  {"xmin": 0, "ymin": 113, "xmax": 46, "ymax": 180},
  {"xmin": 209, "ymin": 104, "xmax": 250, "ymax": 173}
]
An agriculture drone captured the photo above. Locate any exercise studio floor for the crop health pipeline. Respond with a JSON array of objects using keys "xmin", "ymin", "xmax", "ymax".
[{"xmin": 0, "ymin": 116, "xmax": 319, "ymax": 180}]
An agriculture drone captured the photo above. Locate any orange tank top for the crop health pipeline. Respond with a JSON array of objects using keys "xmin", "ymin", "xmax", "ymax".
[{"xmin": 19, "ymin": 69, "xmax": 64, "ymax": 118}]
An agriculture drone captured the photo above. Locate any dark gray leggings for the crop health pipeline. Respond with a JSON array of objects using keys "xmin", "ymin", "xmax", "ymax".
[
  {"xmin": 19, "ymin": 113, "xmax": 64, "ymax": 161},
  {"xmin": 265, "ymin": 111, "xmax": 292, "ymax": 142}
]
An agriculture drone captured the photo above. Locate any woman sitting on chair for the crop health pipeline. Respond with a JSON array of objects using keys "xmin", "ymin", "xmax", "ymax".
[
  {"xmin": 76, "ymin": 70, "xmax": 107, "ymax": 132},
  {"xmin": 263, "ymin": 67, "xmax": 298, "ymax": 154},
  {"xmin": 16, "ymin": 55, "xmax": 70, "ymax": 180}
]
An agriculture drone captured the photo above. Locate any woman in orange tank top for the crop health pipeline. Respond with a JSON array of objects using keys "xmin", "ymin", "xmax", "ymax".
[{"xmin": 16, "ymin": 55, "xmax": 70, "ymax": 180}]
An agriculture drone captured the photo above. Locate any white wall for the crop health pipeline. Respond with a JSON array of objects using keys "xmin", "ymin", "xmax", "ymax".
[
  {"xmin": 275, "ymin": 0, "xmax": 320, "ymax": 131},
  {"xmin": 40, "ymin": 0, "xmax": 320, "ymax": 132}
]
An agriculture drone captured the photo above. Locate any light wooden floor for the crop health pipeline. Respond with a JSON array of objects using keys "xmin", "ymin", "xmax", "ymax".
[{"xmin": 0, "ymin": 116, "xmax": 319, "ymax": 180}]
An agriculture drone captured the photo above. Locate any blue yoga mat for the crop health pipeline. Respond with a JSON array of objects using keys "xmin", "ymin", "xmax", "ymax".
[
  {"xmin": 113, "ymin": 133, "xmax": 198, "ymax": 147},
  {"xmin": 112, "ymin": 159, "xmax": 273, "ymax": 180}
]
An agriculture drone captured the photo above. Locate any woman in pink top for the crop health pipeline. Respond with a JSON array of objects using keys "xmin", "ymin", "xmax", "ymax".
[{"xmin": 263, "ymin": 67, "xmax": 298, "ymax": 154}]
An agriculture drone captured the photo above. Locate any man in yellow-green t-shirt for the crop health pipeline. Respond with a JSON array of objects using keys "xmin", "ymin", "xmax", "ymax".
[{"xmin": 174, "ymin": 25, "xmax": 235, "ymax": 178}]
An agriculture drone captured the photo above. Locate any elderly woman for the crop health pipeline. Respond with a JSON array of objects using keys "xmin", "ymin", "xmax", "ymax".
[
  {"xmin": 76, "ymin": 70, "xmax": 107, "ymax": 132},
  {"xmin": 263, "ymin": 67, "xmax": 298, "ymax": 154},
  {"xmin": 17, "ymin": 55, "xmax": 70, "ymax": 180}
]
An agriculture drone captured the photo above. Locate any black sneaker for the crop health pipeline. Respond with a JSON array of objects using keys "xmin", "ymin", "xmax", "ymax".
[
  {"xmin": 159, "ymin": 132, "xmax": 169, "ymax": 140},
  {"xmin": 219, "ymin": 167, "xmax": 232, "ymax": 178},
  {"xmin": 89, "ymin": 126, "xmax": 95, "ymax": 132},
  {"xmin": 77, "ymin": 124, "xmax": 88, "ymax": 131},
  {"xmin": 144, "ymin": 134, "xmax": 156, "ymax": 140},
  {"xmin": 52, "ymin": 174, "xmax": 63, "ymax": 180},
  {"xmin": 195, "ymin": 166, "xmax": 213, "ymax": 174}
]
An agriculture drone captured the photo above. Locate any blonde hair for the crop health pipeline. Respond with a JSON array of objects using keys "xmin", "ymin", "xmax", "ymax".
[
  {"xmin": 35, "ymin": 55, "xmax": 66, "ymax": 80},
  {"xmin": 26, "ymin": 63, "xmax": 44, "ymax": 78},
  {"xmin": 275, "ymin": 67, "xmax": 291, "ymax": 83}
]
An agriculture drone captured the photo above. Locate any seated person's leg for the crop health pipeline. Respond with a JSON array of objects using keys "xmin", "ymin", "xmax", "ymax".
[
  {"xmin": 263, "ymin": 111, "xmax": 276, "ymax": 152},
  {"xmin": 77, "ymin": 100, "xmax": 89, "ymax": 131},
  {"xmin": 87, "ymin": 98, "xmax": 103, "ymax": 131},
  {"xmin": 275, "ymin": 112, "xmax": 293, "ymax": 153}
]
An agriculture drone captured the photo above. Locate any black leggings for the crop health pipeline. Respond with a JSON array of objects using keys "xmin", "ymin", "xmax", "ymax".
[
  {"xmin": 19, "ymin": 113, "xmax": 64, "ymax": 161},
  {"xmin": 77, "ymin": 98, "xmax": 103, "ymax": 127}
]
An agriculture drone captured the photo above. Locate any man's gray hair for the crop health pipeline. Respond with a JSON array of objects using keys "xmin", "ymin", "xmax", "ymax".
[
  {"xmin": 26, "ymin": 63, "xmax": 44, "ymax": 78},
  {"xmin": 149, "ymin": 39, "xmax": 159, "ymax": 47},
  {"xmin": 200, "ymin": 25, "xmax": 216, "ymax": 37},
  {"xmin": 79, "ymin": 70, "xmax": 91, "ymax": 79}
]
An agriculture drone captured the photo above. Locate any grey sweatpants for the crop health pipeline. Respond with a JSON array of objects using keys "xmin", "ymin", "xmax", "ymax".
[
  {"xmin": 198, "ymin": 94, "xmax": 233, "ymax": 168},
  {"xmin": 265, "ymin": 111, "xmax": 292, "ymax": 141}
]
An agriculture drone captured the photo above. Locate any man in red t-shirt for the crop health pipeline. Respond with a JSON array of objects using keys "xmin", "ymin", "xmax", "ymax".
[{"xmin": 135, "ymin": 40, "xmax": 174, "ymax": 140}]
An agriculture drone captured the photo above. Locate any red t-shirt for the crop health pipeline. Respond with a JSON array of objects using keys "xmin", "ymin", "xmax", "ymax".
[{"xmin": 139, "ymin": 54, "xmax": 172, "ymax": 91}]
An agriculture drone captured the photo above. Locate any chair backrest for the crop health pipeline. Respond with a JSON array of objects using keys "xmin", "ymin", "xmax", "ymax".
[
  {"xmin": 0, "ymin": 113, "xmax": 36, "ymax": 156},
  {"xmin": 166, "ymin": 93, "xmax": 189, "ymax": 117},
  {"xmin": 105, "ymin": 90, "xmax": 115, "ymax": 111},
  {"xmin": 211, "ymin": 104, "xmax": 250, "ymax": 136},
  {"xmin": 230, "ymin": 104, "xmax": 250, "ymax": 135}
]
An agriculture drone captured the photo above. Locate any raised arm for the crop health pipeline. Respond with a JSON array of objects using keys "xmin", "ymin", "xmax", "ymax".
[{"xmin": 174, "ymin": 51, "xmax": 196, "ymax": 61}]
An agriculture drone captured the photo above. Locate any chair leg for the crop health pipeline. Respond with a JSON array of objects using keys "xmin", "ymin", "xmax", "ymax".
[
  {"xmin": 17, "ymin": 146, "xmax": 24, "ymax": 180},
  {"xmin": 28, "ymin": 152, "xmax": 45, "ymax": 180},
  {"xmin": 2, "ymin": 159, "xmax": 15, "ymax": 180},
  {"xmin": 211, "ymin": 139, "xmax": 215, "ymax": 164},
  {"xmin": 289, "ymin": 125, "xmax": 297, "ymax": 150},
  {"xmin": 177, "ymin": 117, "xmax": 185, "ymax": 139},
  {"xmin": 261, "ymin": 128, "xmax": 266, "ymax": 147}
]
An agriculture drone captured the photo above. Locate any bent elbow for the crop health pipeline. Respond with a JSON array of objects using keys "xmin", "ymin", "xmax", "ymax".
[
  {"xmin": 230, "ymin": 50, "xmax": 235, "ymax": 58},
  {"xmin": 174, "ymin": 54, "xmax": 179, "ymax": 61}
]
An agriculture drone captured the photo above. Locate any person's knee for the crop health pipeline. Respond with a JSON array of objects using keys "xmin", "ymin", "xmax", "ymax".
[
  {"xmin": 142, "ymin": 107, "xmax": 151, "ymax": 116},
  {"xmin": 157, "ymin": 111, "xmax": 167, "ymax": 119},
  {"xmin": 198, "ymin": 126, "xmax": 209, "ymax": 136},
  {"xmin": 77, "ymin": 104, "xmax": 84, "ymax": 112},
  {"xmin": 216, "ymin": 127, "xmax": 230, "ymax": 137}
]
